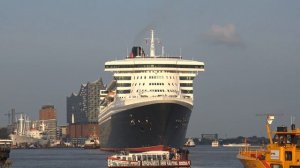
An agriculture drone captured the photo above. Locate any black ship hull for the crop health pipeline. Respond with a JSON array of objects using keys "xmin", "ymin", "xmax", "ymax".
[{"xmin": 99, "ymin": 103, "xmax": 191, "ymax": 151}]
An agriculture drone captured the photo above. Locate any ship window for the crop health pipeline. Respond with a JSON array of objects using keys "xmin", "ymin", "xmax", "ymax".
[
  {"xmin": 180, "ymin": 83, "xmax": 193, "ymax": 87},
  {"xmin": 162, "ymin": 155, "xmax": 167, "ymax": 160},
  {"xmin": 180, "ymin": 76, "xmax": 195, "ymax": 80},
  {"xmin": 270, "ymin": 164, "xmax": 282, "ymax": 168},
  {"xmin": 137, "ymin": 155, "xmax": 141, "ymax": 161},
  {"xmin": 157, "ymin": 155, "xmax": 162, "ymax": 160},
  {"xmin": 285, "ymin": 151, "xmax": 292, "ymax": 161},
  {"xmin": 142, "ymin": 155, "xmax": 147, "ymax": 160},
  {"xmin": 296, "ymin": 136, "xmax": 300, "ymax": 148}
]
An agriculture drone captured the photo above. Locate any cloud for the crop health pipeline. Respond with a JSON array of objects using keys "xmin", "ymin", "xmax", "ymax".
[{"xmin": 205, "ymin": 24, "xmax": 243, "ymax": 47}]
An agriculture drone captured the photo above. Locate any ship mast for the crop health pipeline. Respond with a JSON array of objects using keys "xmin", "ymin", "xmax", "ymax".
[
  {"xmin": 150, "ymin": 29, "xmax": 155, "ymax": 57},
  {"xmin": 266, "ymin": 115, "xmax": 274, "ymax": 145}
]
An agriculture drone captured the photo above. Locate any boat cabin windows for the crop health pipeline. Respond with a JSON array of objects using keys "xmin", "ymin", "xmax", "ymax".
[
  {"xmin": 129, "ymin": 154, "xmax": 168, "ymax": 161},
  {"xmin": 270, "ymin": 164, "xmax": 282, "ymax": 168},
  {"xmin": 285, "ymin": 151, "xmax": 292, "ymax": 161},
  {"xmin": 296, "ymin": 136, "xmax": 300, "ymax": 148}
]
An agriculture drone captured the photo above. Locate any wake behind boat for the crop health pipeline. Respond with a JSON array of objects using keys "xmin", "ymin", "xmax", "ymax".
[
  {"xmin": 99, "ymin": 30, "xmax": 204, "ymax": 151},
  {"xmin": 223, "ymin": 143, "xmax": 250, "ymax": 147}
]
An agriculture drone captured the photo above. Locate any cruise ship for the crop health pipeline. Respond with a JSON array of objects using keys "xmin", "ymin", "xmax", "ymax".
[{"xmin": 99, "ymin": 30, "xmax": 204, "ymax": 151}]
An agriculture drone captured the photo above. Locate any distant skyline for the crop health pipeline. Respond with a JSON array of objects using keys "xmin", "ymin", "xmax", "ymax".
[{"xmin": 1, "ymin": 0, "xmax": 300, "ymax": 138}]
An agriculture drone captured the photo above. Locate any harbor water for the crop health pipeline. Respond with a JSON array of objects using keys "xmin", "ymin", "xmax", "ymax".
[{"xmin": 9, "ymin": 146, "xmax": 243, "ymax": 168}]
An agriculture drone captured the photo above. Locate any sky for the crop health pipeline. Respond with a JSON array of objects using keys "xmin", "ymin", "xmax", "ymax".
[{"xmin": 1, "ymin": 0, "xmax": 300, "ymax": 138}]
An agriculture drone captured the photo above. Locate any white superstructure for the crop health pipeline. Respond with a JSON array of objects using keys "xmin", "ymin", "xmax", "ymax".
[{"xmin": 99, "ymin": 30, "xmax": 204, "ymax": 125}]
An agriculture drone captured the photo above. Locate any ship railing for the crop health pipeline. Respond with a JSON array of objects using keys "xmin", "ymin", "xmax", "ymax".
[
  {"xmin": 104, "ymin": 96, "xmax": 192, "ymax": 107},
  {"xmin": 122, "ymin": 96, "xmax": 192, "ymax": 104},
  {"xmin": 100, "ymin": 95, "xmax": 193, "ymax": 119},
  {"xmin": 238, "ymin": 146, "xmax": 266, "ymax": 160}
]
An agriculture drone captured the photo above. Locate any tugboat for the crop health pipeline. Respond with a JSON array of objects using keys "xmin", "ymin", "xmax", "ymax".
[
  {"xmin": 84, "ymin": 127, "xmax": 100, "ymax": 149},
  {"xmin": 211, "ymin": 140, "xmax": 219, "ymax": 147},
  {"xmin": 107, "ymin": 148, "xmax": 190, "ymax": 168},
  {"xmin": 237, "ymin": 115, "xmax": 300, "ymax": 168},
  {"xmin": 0, "ymin": 139, "xmax": 12, "ymax": 167},
  {"xmin": 184, "ymin": 138, "xmax": 196, "ymax": 147}
]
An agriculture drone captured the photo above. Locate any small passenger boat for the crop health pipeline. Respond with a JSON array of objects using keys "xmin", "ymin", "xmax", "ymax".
[
  {"xmin": 107, "ymin": 148, "xmax": 191, "ymax": 168},
  {"xmin": 184, "ymin": 138, "xmax": 196, "ymax": 147},
  {"xmin": 211, "ymin": 140, "xmax": 219, "ymax": 147}
]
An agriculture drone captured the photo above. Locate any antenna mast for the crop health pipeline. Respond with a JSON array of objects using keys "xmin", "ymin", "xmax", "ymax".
[{"xmin": 150, "ymin": 29, "xmax": 155, "ymax": 57}]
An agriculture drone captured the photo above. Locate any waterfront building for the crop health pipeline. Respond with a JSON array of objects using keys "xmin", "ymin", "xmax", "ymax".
[
  {"xmin": 39, "ymin": 105, "xmax": 57, "ymax": 141},
  {"xmin": 66, "ymin": 78, "xmax": 105, "ymax": 144},
  {"xmin": 66, "ymin": 86, "xmax": 88, "ymax": 124},
  {"xmin": 67, "ymin": 123, "xmax": 99, "ymax": 145},
  {"xmin": 87, "ymin": 78, "xmax": 105, "ymax": 123},
  {"xmin": 67, "ymin": 78, "xmax": 105, "ymax": 124}
]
